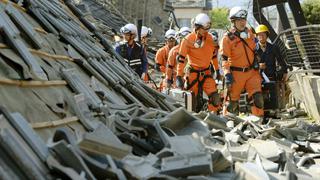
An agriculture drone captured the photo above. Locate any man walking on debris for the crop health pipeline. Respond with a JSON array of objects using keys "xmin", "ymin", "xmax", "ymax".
[
  {"xmin": 220, "ymin": 7, "xmax": 264, "ymax": 117},
  {"xmin": 255, "ymin": 24, "xmax": 288, "ymax": 110},
  {"xmin": 165, "ymin": 27, "xmax": 191, "ymax": 89},
  {"xmin": 176, "ymin": 13, "xmax": 221, "ymax": 113},
  {"xmin": 115, "ymin": 23, "xmax": 148, "ymax": 80},
  {"xmin": 140, "ymin": 26, "xmax": 152, "ymax": 81},
  {"xmin": 141, "ymin": 26, "xmax": 152, "ymax": 50},
  {"xmin": 155, "ymin": 29, "xmax": 177, "ymax": 73}
]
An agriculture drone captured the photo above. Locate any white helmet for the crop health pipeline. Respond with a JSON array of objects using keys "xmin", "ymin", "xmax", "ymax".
[
  {"xmin": 229, "ymin": 6, "xmax": 247, "ymax": 21},
  {"xmin": 165, "ymin": 29, "xmax": 176, "ymax": 39},
  {"xmin": 179, "ymin": 27, "xmax": 191, "ymax": 37},
  {"xmin": 194, "ymin": 13, "xmax": 211, "ymax": 29},
  {"xmin": 120, "ymin": 23, "xmax": 137, "ymax": 35},
  {"xmin": 141, "ymin": 26, "xmax": 152, "ymax": 37}
]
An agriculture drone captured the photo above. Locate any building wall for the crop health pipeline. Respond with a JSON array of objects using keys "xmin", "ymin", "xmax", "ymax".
[
  {"xmin": 111, "ymin": 0, "xmax": 171, "ymax": 40},
  {"xmin": 174, "ymin": 8, "xmax": 204, "ymax": 28}
]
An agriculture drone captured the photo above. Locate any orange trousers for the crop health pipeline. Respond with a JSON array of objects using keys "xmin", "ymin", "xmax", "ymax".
[
  {"xmin": 229, "ymin": 69, "xmax": 264, "ymax": 116},
  {"xmin": 186, "ymin": 70, "xmax": 218, "ymax": 112}
]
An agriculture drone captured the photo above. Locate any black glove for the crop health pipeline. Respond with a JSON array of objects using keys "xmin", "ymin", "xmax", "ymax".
[
  {"xmin": 166, "ymin": 79, "xmax": 173, "ymax": 86},
  {"xmin": 176, "ymin": 76, "xmax": 184, "ymax": 89},
  {"xmin": 215, "ymin": 70, "xmax": 222, "ymax": 81},
  {"xmin": 155, "ymin": 63, "xmax": 161, "ymax": 71},
  {"xmin": 225, "ymin": 73, "xmax": 233, "ymax": 86}
]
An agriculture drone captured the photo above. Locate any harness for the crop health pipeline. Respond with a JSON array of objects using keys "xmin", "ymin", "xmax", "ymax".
[
  {"xmin": 185, "ymin": 65, "xmax": 212, "ymax": 112},
  {"xmin": 227, "ymin": 30, "xmax": 259, "ymax": 72}
]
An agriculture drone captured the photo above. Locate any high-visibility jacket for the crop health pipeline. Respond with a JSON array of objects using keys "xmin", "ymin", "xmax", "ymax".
[
  {"xmin": 177, "ymin": 32, "xmax": 218, "ymax": 76},
  {"xmin": 115, "ymin": 42, "xmax": 148, "ymax": 76},
  {"xmin": 220, "ymin": 28, "xmax": 256, "ymax": 74},
  {"xmin": 155, "ymin": 45, "xmax": 170, "ymax": 73},
  {"xmin": 211, "ymin": 45, "xmax": 219, "ymax": 71},
  {"xmin": 166, "ymin": 44, "xmax": 180, "ymax": 81}
]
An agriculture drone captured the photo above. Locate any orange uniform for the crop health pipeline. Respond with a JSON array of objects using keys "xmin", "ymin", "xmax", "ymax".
[
  {"xmin": 155, "ymin": 45, "xmax": 170, "ymax": 73},
  {"xmin": 165, "ymin": 45, "xmax": 180, "ymax": 87},
  {"xmin": 177, "ymin": 32, "xmax": 220, "ymax": 112},
  {"xmin": 211, "ymin": 47, "xmax": 219, "ymax": 71},
  {"xmin": 220, "ymin": 28, "xmax": 264, "ymax": 116}
]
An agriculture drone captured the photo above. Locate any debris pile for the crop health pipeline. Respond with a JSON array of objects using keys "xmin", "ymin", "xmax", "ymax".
[{"xmin": 0, "ymin": 0, "xmax": 319, "ymax": 179}]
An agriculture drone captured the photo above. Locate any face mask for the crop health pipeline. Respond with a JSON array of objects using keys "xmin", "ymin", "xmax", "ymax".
[
  {"xmin": 194, "ymin": 39, "xmax": 204, "ymax": 48},
  {"xmin": 240, "ymin": 31, "xmax": 248, "ymax": 39},
  {"xmin": 234, "ymin": 27, "xmax": 249, "ymax": 40}
]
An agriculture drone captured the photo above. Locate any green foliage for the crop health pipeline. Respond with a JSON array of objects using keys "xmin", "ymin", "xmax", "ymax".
[
  {"xmin": 210, "ymin": 8, "xmax": 230, "ymax": 29},
  {"xmin": 302, "ymin": 0, "xmax": 320, "ymax": 24}
]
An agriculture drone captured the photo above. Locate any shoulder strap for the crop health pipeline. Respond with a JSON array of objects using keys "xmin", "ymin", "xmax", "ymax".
[
  {"xmin": 242, "ymin": 41, "xmax": 252, "ymax": 66},
  {"xmin": 236, "ymin": 34, "xmax": 255, "ymax": 67},
  {"xmin": 238, "ymin": 36, "xmax": 255, "ymax": 53}
]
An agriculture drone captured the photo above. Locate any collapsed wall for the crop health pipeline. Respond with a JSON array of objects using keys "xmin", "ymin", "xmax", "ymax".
[{"xmin": 0, "ymin": 0, "xmax": 320, "ymax": 179}]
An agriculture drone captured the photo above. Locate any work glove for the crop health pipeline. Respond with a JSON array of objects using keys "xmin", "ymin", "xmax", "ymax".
[
  {"xmin": 225, "ymin": 73, "xmax": 233, "ymax": 88},
  {"xmin": 215, "ymin": 70, "xmax": 222, "ymax": 81},
  {"xmin": 155, "ymin": 63, "xmax": 161, "ymax": 72},
  {"xmin": 176, "ymin": 76, "xmax": 184, "ymax": 89}
]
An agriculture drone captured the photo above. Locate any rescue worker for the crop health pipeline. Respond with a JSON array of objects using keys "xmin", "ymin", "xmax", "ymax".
[
  {"xmin": 165, "ymin": 27, "xmax": 191, "ymax": 88},
  {"xmin": 209, "ymin": 29, "xmax": 222, "ymax": 81},
  {"xmin": 140, "ymin": 26, "xmax": 152, "ymax": 81},
  {"xmin": 155, "ymin": 29, "xmax": 177, "ymax": 73},
  {"xmin": 176, "ymin": 13, "xmax": 221, "ymax": 113},
  {"xmin": 140, "ymin": 26, "xmax": 152, "ymax": 50},
  {"xmin": 220, "ymin": 7, "xmax": 264, "ymax": 117},
  {"xmin": 255, "ymin": 24, "xmax": 288, "ymax": 81},
  {"xmin": 115, "ymin": 23, "xmax": 148, "ymax": 79}
]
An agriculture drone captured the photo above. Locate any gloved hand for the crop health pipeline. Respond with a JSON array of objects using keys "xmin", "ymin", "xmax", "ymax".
[
  {"xmin": 176, "ymin": 76, "xmax": 184, "ymax": 89},
  {"xmin": 225, "ymin": 73, "xmax": 233, "ymax": 88},
  {"xmin": 215, "ymin": 70, "xmax": 222, "ymax": 81},
  {"xmin": 155, "ymin": 63, "xmax": 161, "ymax": 71}
]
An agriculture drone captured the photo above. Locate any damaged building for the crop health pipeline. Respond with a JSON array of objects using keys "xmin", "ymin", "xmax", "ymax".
[{"xmin": 0, "ymin": 0, "xmax": 319, "ymax": 179}]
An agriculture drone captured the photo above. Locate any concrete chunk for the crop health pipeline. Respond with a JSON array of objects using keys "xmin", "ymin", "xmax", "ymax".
[
  {"xmin": 122, "ymin": 154, "xmax": 159, "ymax": 179},
  {"xmin": 161, "ymin": 152, "xmax": 212, "ymax": 177},
  {"xmin": 78, "ymin": 125, "xmax": 132, "ymax": 159},
  {"xmin": 248, "ymin": 139, "xmax": 280, "ymax": 161},
  {"xmin": 235, "ymin": 161, "xmax": 270, "ymax": 180}
]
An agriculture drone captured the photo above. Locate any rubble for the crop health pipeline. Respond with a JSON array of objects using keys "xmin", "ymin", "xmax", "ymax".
[{"xmin": 0, "ymin": 0, "xmax": 319, "ymax": 179}]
